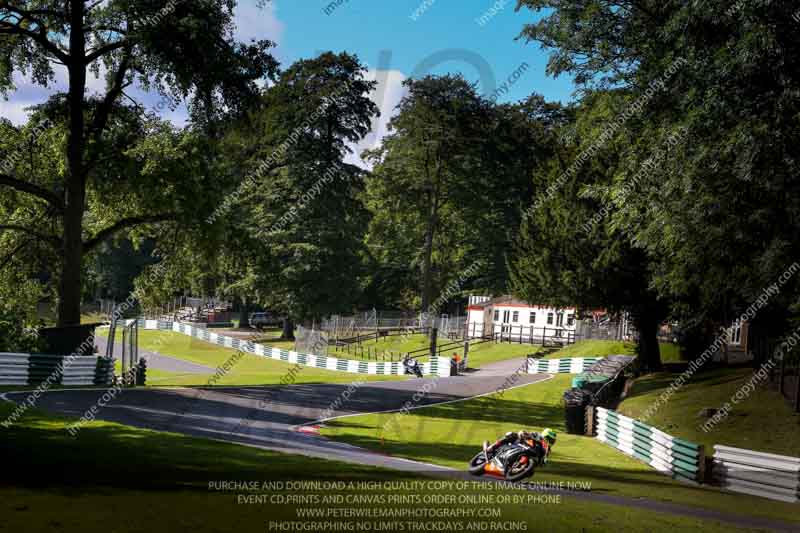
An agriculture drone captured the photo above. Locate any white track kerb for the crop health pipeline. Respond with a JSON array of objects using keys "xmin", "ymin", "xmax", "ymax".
[{"xmin": 135, "ymin": 320, "xmax": 453, "ymax": 378}]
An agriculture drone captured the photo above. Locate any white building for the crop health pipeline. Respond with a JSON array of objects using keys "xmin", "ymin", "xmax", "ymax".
[{"xmin": 465, "ymin": 295, "xmax": 578, "ymax": 342}]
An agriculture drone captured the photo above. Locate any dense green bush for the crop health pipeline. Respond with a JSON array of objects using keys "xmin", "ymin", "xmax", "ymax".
[{"xmin": 0, "ymin": 309, "xmax": 44, "ymax": 353}]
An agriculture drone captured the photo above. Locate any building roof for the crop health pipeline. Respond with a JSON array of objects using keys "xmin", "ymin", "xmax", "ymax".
[{"xmin": 468, "ymin": 295, "xmax": 554, "ymax": 309}]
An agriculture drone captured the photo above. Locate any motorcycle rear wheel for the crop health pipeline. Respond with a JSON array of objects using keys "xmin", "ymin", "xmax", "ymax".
[
  {"xmin": 468, "ymin": 452, "xmax": 488, "ymax": 475},
  {"xmin": 504, "ymin": 456, "xmax": 536, "ymax": 482}
]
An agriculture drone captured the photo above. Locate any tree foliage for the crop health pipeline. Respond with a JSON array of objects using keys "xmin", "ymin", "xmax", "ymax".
[
  {"xmin": 0, "ymin": 0, "xmax": 278, "ymax": 325},
  {"xmin": 516, "ymin": 0, "xmax": 800, "ymax": 353}
]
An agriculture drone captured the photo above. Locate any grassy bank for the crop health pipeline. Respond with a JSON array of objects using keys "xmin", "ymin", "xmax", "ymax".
[
  {"xmin": 618, "ymin": 367, "xmax": 800, "ymax": 457},
  {"xmin": 103, "ymin": 329, "xmax": 403, "ymax": 386},
  {"xmin": 545, "ymin": 340, "xmax": 682, "ymax": 362},
  {"xmin": 321, "ymin": 375, "xmax": 799, "ymax": 524}
]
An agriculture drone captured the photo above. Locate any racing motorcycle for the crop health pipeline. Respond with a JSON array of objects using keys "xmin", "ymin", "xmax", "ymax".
[
  {"xmin": 468, "ymin": 437, "xmax": 546, "ymax": 482},
  {"xmin": 402, "ymin": 355, "xmax": 424, "ymax": 378}
]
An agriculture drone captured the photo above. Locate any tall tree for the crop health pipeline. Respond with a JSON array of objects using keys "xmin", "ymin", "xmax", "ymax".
[
  {"xmin": 0, "ymin": 0, "xmax": 277, "ymax": 326},
  {"xmin": 508, "ymin": 91, "xmax": 671, "ymax": 371},
  {"xmin": 517, "ymin": 0, "xmax": 800, "ymax": 343},
  {"xmin": 214, "ymin": 52, "xmax": 378, "ymax": 338},
  {"xmin": 364, "ymin": 75, "xmax": 491, "ymax": 312}
]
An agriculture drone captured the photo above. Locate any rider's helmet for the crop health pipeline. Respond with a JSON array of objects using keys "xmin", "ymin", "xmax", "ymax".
[{"xmin": 541, "ymin": 428, "xmax": 557, "ymax": 447}]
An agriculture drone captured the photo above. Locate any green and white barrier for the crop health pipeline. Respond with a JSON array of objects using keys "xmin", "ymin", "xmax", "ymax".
[
  {"xmin": 135, "ymin": 320, "xmax": 451, "ymax": 377},
  {"xmin": 594, "ymin": 407, "xmax": 705, "ymax": 483},
  {"xmin": 528, "ymin": 357, "xmax": 603, "ymax": 374}
]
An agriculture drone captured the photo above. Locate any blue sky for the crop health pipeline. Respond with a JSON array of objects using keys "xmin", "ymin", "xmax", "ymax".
[
  {"xmin": 0, "ymin": 1, "xmax": 575, "ymax": 161},
  {"xmin": 270, "ymin": 1, "xmax": 574, "ymax": 103}
]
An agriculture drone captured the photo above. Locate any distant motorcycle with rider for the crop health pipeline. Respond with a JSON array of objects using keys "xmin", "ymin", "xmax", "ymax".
[{"xmin": 402, "ymin": 354, "xmax": 423, "ymax": 378}]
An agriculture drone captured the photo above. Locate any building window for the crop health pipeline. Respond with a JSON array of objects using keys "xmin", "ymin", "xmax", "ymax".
[
  {"xmin": 493, "ymin": 310, "xmax": 499, "ymax": 321},
  {"xmin": 547, "ymin": 313, "xmax": 554, "ymax": 325},
  {"xmin": 512, "ymin": 311, "xmax": 519, "ymax": 323},
  {"xmin": 567, "ymin": 314, "xmax": 575, "ymax": 326},
  {"xmin": 502, "ymin": 310, "xmax": 510, "ymax": 323},
  {"xmin": 529, "ymin": 312, "xmax": 536, "ymax": 324},
  {"xmin": 556, "ymin": 313, "xmax": 564, "ymax": 327}
]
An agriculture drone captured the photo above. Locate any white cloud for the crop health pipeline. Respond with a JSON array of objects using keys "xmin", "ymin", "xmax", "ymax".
[
  {"xmin": 1, "ymin": 69, "xmax": 65, "ymax": 125},
  {"xmin": 234, "ymin": 1, "xmax": 285, "ymax": 50},
  {"xmin": 0, "ymin": 97, "xmax": 36, "ymax": 125},
  {"xmin": 346, "ymin": 68, "xmax": 408, "ymax": 169}
]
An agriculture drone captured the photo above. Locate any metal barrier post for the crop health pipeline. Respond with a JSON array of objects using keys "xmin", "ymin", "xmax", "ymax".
[
  {"xmin": 697, "ymin": 445, "xmax": 706, "ymax": 483},
  {"xmin": 121, "ymin": 326, "xmax": 128, "ymax": 383}
]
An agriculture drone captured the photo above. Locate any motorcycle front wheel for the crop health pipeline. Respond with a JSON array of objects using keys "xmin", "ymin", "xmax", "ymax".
[
  {"xmin": 468, "ymin": 452, "xmax": 488, "ymax": 475},
  {"xmin": 504, "ymin": 456, "xmax": 536, "ymax": 482}
]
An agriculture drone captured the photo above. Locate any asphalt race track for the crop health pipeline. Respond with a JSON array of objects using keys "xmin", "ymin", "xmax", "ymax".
[
  {"xmin": 2, "ymin": 360, "xmax": 546, "ymax": 473},
  {"xmin": 3, "ymin": 359, "xmax": 797, "ymax": 531},
  {"xmin": 94, "ymin": 334, "xmax": 216, "ymax": 374}
]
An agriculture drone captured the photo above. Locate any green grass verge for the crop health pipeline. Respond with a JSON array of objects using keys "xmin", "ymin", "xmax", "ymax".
[
  {"xmin": 545, "ymin": 340, "xmax": 682, "ymax": 362},
  {"xmin": 618, "ymin": 367, "xmax": 800, "ymax": 457},
  {"xmin": 321, "ymin": 375, "xmax": 800, "ymax": 524},
  {"xmin": 463, "ymin": 340, "xmax": 543, "ymax": 367},
  {"xmin": 0, "ymin": 401, "xmax": 767, "ymax": 532},
  {"xmin": 104, "ymin": 330, "xmax": 403, "ymax": 386}
]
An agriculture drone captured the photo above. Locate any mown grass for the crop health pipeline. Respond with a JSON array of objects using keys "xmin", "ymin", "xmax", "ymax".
[
  {"xmin": 102, "ymin": 329, "xmax": 403, "ymax": 386},
  {"xmin": 0, "ymin": 401, "xmax": 769, "ymax": 533},
  {"xmin": 618, "ymin": 367, "xmax": 800, "ymax": 457},
  {"xmin": 546, "ymin": 340, "xmax": 682, "ymax": 362},
  {"xmin": 322, "ymin": 375, "xmax": 800, "ymax": 524}
]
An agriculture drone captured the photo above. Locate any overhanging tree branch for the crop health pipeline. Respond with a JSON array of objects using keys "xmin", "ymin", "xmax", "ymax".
[
  {"xmin": 85, "ymin": 39, "xmax": 128, "ymax": 64},
  {"xmin": 83, "ymin": 213, "xmax": 177, "ymax": 251},
  {"xmin": 0, "ymin": 224, "xmax": 60, "ymax": 246},
  {"xmin": 0, "ymin": 174, "xmax": 64, "ymax": 210},
  {"xmin": 84, "ymin": 49, "xmax": 132, "ymax": 171},
  {"xmin": 89, "ymin": 49, "xmax": 131, "ymax": 136},
  {"xmin": 0, "ymin": 8, "xmax": 69, "ymax": 62}
]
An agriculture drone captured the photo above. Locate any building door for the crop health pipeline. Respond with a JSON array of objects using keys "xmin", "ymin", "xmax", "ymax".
[{"xmin": 501, "ymin": 310, "xmax": 511, "ymax": 333}]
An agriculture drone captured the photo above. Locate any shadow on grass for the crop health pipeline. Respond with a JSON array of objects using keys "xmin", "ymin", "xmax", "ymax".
[
  {"xmin": 325, "ymin": 430, "xmax": 713, "ymax": 498},
  {"xmin": 627, "ymin": 368, "xmax": 747, "ymax": 397},
  {"xmin": 0, "ymin": 405, "xmax": 418, "ymax": 493}
]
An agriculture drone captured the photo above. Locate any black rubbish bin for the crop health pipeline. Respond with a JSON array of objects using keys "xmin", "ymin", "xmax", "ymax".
[
  {"xmin": 39, "ymin": 323, "xmax": 102, "ymax": 355},
  {"xmin": 563, "ymin": 388, "xmax": 593, "ymax": 435}
]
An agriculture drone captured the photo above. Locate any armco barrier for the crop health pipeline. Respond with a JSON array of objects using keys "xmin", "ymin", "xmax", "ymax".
[
  {"xmin": 528, "ymin": 357, "xmax": 602, "ymax": 374},
  {"xmin": 134, "ymin": 320, "xmax": 452, "ymax": 377},
  {"xmin": 713, "ymin": 445, "xmax": 800, "ymax": 503},
  {"xmin": 0, "ymin": 352, "xmax": 115, "ymax": 386},
  {"xmin": 593, "ymin": 407, "xmax": 705, "ymax": 483}
]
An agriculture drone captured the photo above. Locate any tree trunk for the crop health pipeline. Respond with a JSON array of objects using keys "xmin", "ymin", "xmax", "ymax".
[
  {"xmin": 282, "ymin": 318, "xmax": 295, "ymax": 340},
  {"xmin": 634, "ymin": 311, "xmax": 662, "ymax": 373},
  {"xmin": 421, "ymin": 188, "xmax": 438, "ymax": 313},
  {"xmin": 58, "ymin": 1, "xmax": 87, "ymax": 327},
  {"xmin": 238, "ymin": 298, "xmax": 250, "ymax": 329}
]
